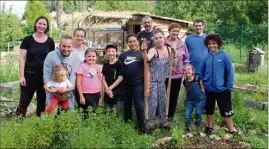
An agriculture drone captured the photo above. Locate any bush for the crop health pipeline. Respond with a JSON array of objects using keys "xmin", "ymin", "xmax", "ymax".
[
  {"xmin": 0, "ymin": 109, "xmax": 154, "ymax": 148},
  {"xmin": 0, "ymin": 54, "xmax": 19, "ymax": 83}
]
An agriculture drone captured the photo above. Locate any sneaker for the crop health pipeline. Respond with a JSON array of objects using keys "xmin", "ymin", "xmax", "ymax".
[
  {"xmin": 228, "ymin": 129, "xmax": 238, "ymax": 135},
  {"xmin": 185, "ymin": 127, "xmax": 190, "ymax": 133},
  {"xmin": 204, "ymin": 126, "xmax": 213, "ymax": 135}
]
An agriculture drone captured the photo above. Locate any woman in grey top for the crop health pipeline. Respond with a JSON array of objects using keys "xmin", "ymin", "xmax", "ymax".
[
  {"xmin": 72, "ymin": 28, "xmax": 88, "ymax": 63},
  {"xmin": 141, "ymin": 29, "xmax": 177, "ymax": 121},
  {"xmin": 72, "ymin": 28, "xmax": 88, "ymax": 107}
]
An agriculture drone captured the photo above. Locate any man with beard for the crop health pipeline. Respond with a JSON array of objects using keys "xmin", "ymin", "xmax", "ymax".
[
  {"xmin": 43, "ymin": 36, "xmax": 80, "ymax": 110},
  {"xmin": 185, "ymin": 19, "xmax": 208, "ymax": 73},
  {"xmin": 137, "ymin": 16, "xmax": 156, "ymax": 51}
]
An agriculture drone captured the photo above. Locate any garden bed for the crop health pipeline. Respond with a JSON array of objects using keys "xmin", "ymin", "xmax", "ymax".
[{"xmin": 0, "ymin": 81, "xmax": 19, "ymax": 94}]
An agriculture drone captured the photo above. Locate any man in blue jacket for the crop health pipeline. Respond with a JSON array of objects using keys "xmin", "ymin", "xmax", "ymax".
[{"xmin": 200, "ymin": 34, "xmax": 236, "ymax": 135}]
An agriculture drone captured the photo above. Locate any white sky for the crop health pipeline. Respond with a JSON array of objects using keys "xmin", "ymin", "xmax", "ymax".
[{"xmin": 0, "ymin": 1, "xmax": 27, "ymax": 19}]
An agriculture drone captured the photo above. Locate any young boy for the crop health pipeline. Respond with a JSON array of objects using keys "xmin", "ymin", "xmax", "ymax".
[
  {"xmin": 102, "ymin": 44, "xmax": 124, "ymax": 117},
  {"xmin": 182, "ymin": 64, "xmax": 206, "ymax": 133},
  {"xmin": 200, "ymin": 33, "xmax": 236, "ymax": 135}
]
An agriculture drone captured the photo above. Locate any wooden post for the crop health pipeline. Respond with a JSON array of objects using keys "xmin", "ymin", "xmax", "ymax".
[
  {"xmin": 7, "ymin": 42, "xmax": 10, "ymax": 52},
  {"xmin": 13, "ymin": 41, "xmax": 15, "ymax": 51}
]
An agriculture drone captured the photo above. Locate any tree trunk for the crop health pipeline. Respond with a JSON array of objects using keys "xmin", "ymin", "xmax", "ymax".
[{"xmin": 56, "ymin": 0, "xmax": 63, "ymax": 29}]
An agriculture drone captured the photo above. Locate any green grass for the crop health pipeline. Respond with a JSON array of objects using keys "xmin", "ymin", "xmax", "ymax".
[
  {"xmin": 0, "ymin": 54, "xmax": 19, "ymax": 83},
  {"xmin": 173, "ymin": 88, "xmax": 268, "ymax": 148},
  {"xmin": 234, "ymin": 65, "xmax": 268, "ymax": 87}
]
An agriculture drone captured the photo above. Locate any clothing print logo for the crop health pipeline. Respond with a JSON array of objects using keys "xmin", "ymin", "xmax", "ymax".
[
  {"xmin": 86, "ymin": 68, "xmax": 97, "ymax": 79},
  {"xmin": 225, "ymin": 110, "xmax": 233, "ymax": 116},
  {"xmin": 124, "ymin": 56, "xmax": 137, "ymax": 65},
  {"xmin": 60, "ymin": 62, "xmax": 72, "ymax": 80}
]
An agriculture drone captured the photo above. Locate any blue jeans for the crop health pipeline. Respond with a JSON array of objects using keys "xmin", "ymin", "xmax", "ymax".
[
  {"xmin": 124, "ymin": 84, "xmax": 145, "ymax": 131},
  {"xmin": 184, "ymin": 94, "xmax": 206, "ymax": 128}
]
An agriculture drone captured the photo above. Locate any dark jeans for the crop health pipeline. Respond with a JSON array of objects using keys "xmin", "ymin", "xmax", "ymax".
[
  {"xmin": 165, "ymin": 78, "xmax": 182, "ymax": 119},
  {"xmin": 124, "ymin": 84, "xmax": 145, "ymax": 131},
  {"xmin": 184, "ymin": 94, "xmax": 206, "ymax": 128},
  {"xmin": 104, "ymin": 102, "xmax": 121, "ymax": 117},
  {"xmin": 80, "ymin": 92, "xmax": 100, "ymax": 119},
  {"xmin": 16, "ymin": 72, "xmax": 46, "ymax": 117},
  {"xmin": 74, "ymin": 87, "xmax": 80, "ymax": 109}
]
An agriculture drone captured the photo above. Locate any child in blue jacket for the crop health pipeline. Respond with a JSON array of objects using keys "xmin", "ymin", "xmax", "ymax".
[{"xmin": 200, "ymin": 33, "xmax": 236, "ymax": 135}]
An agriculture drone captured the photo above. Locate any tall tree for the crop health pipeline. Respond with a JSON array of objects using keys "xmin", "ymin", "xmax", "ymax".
[
  {"xmin": 56, "ymin": 0, "xmax": 63, "ymax": 28},
  {"xmin": 43, "ymin": 0, "xmax": 57, "ymax": 12},
  {"xmin": 0, "ymin": 2, "xmax": 24, "ymax": 51},
  {"xmin": 24, "ymin": 1, "xmax": 50, "ymax": 33},
  {"xmin": 95, "ymin": 1, "xmax": 153, "ymax": 12},
  {"xmin": 63, "ymin": 0, "xmax": 74, "ymax": 14}
]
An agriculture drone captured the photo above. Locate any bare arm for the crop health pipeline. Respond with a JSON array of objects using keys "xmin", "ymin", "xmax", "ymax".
[
  {"xmin": 62, "ymin": 87, "xmax": 74, "ymax": 93},
  {"xmin": 146, "ymin": 48, "xmax": 156, "ymax": 61},
  {"xmin": 76, "ymin": 74, "xmax": 84, "ymax": 102},
  {"xmin": 199, "ymin": 80, "xmax": 205, "ymax": 93},
  {"xmin": 19, "ymin": 49, "xmax": 27, "ymax": 86},
  {"xmin": 170, "ymin": 47, "xmax": 177, "ymax": 67},
  {"xmin": 43, "ymin": 84, "xmax": 57, "ymax": 93},
  {"xmin": 108, "ymin": 75, "xmax": 123, "ymax": 90},
  {"xmin": 102, "ymin": 76, "xmax": 109, "ymax": 90}
]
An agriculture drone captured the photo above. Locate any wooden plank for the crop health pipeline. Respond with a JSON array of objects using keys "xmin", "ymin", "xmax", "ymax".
[{"xmin": 244, "ymin": 98, "xmax": 268, "ymax": 110}]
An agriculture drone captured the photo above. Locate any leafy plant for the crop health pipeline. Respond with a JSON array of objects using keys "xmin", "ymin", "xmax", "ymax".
[
  {"xmin": 0, "ymin": 108, "xmax": 154, "ymax": 148},
  {"xmin": 0, "ymin": 54, "xmax": 19, "ymax": 83},
  {"xmin": 0, "ymin": 3, "xmax": 25, "ymax": 52}
]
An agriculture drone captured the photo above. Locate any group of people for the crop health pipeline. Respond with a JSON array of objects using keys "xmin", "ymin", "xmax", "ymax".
[{"xmin": 16, "ymin": 15, "xmax": 236, "ymax": 135}]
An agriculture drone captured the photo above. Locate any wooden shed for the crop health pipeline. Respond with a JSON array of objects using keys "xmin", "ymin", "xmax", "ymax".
[{"xmin": 60, "ymin": 10, "xmax": 193, "ymax": 51}]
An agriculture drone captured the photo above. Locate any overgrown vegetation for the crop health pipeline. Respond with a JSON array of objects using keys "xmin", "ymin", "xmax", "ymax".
[
  {"xmin": 0, "ymin": 3, "xmax": 25, "ymax": 52},
  {"xmin": 0, "ymin": 109, "xmax": 154, "ymax": 148},
  {"xmin": 0, "ymin": 54, "xmax": 19, "ymax": 83}
]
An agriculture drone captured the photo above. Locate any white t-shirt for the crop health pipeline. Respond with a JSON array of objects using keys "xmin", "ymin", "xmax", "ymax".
[
  {"xmin": 47, "ymin": 79, "xmax": 73, "ymax": 89},
  {"xmin": 72, "ymin": 46, "xmax": 88, "ymax": 63}
]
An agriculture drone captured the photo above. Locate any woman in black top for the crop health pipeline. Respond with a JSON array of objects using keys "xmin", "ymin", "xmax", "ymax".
[{"xmin": 16, "ymin": 16, "xmax": 55, "ymax": 117}]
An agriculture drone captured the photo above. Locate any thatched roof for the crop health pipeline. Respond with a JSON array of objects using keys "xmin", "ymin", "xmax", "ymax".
[{"xmin": 60, "ymin": 10, "xmax": 192, "ymax": 29}]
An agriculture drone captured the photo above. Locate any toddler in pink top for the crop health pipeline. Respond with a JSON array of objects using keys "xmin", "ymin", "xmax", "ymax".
[{"xmin": 75, "ymin": 49, "xmax": 102, "ymax": 119}]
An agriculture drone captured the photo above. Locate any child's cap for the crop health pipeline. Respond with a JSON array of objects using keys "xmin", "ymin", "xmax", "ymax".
[{"xmin": 105, "ymin": 44, "xmax": 117, "ymax": 51}]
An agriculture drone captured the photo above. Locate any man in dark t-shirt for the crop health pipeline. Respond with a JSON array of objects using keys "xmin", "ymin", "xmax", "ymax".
[{"xmin": 137, "ymin": 16, "xmax": 155, "ymax": 51}]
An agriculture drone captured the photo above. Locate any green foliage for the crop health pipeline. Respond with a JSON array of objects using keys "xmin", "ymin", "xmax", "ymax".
[
  {"xmin": 43, "ymin": 0, "xmax": 57, "ymax": 12},
  {"xmin": 95, "ymin": 1, "xmax": 153, "ymax": 12},
  {"xmin": 63, "ymin": 0, "xmax": 75, "ymax": 14},
  {"xmin": 63, "ymin": 0, "xmax": 96, "ymax": 14},
  {"xmin": 154, "ymin": 1, "xmax": 267, "ymax": 26},
  {"xmin": 215, "ymin": 24, "xmax": 268, "ymax": 49},
  {"xmin": 154, "ymin": 1, "xmax": 215, "ymax": 24},
  {"xmin": 0, "ymin": 109, "xmax": 154, "ymax": 148},
  {"xmin": 170, "ymin": 125, "xmax": 184, "ymax": 147},
  {"xmin": 24, "ymin": 1, "xmax": 50, "ymax": 34},
  {"xmin": 241, "ymin": 136, "xmax": 268, "ymax": 149},
  {"xmin": 0, "ymin": 54, "xmax": 19, "ymax": 83},
  {"xmin": 0, "ymin": 4, "xmax": 25, "ymax": 51}
]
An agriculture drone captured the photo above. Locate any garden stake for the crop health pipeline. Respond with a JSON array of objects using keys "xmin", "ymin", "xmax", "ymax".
[{"xmin": 142, "ymin": 40, "xmax": 153, "ymax": 131}]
